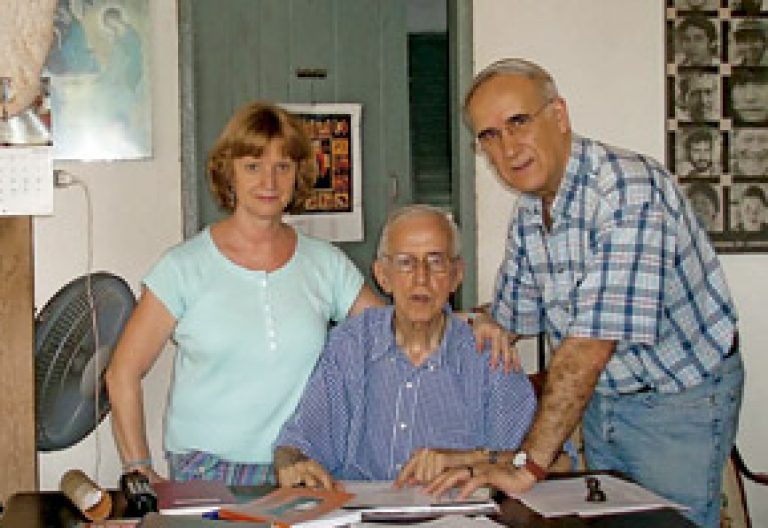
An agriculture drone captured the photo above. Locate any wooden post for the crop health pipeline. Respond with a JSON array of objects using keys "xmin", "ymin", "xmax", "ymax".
[{"xmin": 0, "ymin": 216, "xmax": 37, "ymax": 503}]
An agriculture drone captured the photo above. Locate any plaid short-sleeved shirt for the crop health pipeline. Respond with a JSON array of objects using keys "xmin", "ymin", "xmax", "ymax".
[{"xmin": 492, "ymin": 135, "xmax": 738, "ymax": 395}]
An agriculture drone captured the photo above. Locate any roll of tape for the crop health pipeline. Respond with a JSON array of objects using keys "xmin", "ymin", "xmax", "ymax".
[{"xmin": 60, "ymin": 469, "xmax": 112, "ymax": 521}]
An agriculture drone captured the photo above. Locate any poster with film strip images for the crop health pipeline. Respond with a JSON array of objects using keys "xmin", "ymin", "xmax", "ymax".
[{"xmin": 667, "ymin": 0, "xmax": 768, "ymax": 252}]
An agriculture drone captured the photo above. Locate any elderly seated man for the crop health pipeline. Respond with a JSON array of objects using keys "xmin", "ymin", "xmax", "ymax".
[{"xmin": 274, "ymin": 204, "xmax": 540, "ymax": 490}]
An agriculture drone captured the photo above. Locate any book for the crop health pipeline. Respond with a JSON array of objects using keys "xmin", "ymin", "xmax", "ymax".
[
  {"xmin": 341, "ymin": 480, "xmax": 499, "ymax": 520},
  {"xmin": 513, "ymin": 474, "xmax": 689, "ymax": 518},
  {"xmin": 152, "ymin": 479, "xmax": 237, "ymax": 516},
  {"xmin": 217, "ymin": 487, "xmax": 359, "ymax": 527}
]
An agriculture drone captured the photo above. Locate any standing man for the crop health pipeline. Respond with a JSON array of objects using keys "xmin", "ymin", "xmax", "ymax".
[{"xmin": 430, "ymin": 58, "xmax": 743, "ymax": 528}]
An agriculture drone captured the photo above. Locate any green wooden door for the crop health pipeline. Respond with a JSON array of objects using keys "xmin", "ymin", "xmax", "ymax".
[{"xmin": 179, "ymin": 0, "xmax": 411, "ymax": 284}]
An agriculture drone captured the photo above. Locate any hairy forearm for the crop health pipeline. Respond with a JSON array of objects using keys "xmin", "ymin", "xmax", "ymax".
[{"xmin": 521, "ymin": 337, "xmax": 614, "ymax": 468}]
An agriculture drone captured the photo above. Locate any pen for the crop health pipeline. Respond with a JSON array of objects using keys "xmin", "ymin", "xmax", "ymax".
[{"xmin": 202, "ymin": 510, "xmax": 219, "ymax": 520}]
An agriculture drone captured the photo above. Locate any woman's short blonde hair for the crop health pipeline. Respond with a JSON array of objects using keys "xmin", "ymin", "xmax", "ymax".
[{"xmin": 207, "ymin": 101, "xmax": 317, "ymax": 213}]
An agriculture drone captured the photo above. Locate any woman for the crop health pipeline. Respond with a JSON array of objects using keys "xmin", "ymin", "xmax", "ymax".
[{"xmin": 106, "ymin": 102, "xmax": 381, "ymax": 485}]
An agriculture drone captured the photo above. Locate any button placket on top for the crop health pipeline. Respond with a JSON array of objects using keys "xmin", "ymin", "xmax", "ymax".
[
  {"xmin": 389, "ymin": 364, "xmax": 421, "ymax": 477},
  {"xmin": 261, "ymin": 274, "xmax": 278, "ymax": 352}
]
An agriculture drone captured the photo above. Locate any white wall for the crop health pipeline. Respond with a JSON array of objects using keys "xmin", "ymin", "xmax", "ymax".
[
  {"xmin": 34, "ymin": 0, "xmax": 179, "ymax": 491},
  {"xmin": 473, "ymin": 1, "xmax": 767, "ymax": 526}
]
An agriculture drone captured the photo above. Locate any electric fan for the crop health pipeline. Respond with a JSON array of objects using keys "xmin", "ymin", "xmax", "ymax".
[{"xmin": 35, "ymin": 271, "xmax": 136, "ymax": 451}]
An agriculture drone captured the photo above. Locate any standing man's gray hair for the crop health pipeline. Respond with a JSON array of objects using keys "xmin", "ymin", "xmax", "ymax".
[
  {"xmin": 463, "ymin": 58, "xmax": 561, "ymax": 126},
  {"xmin": 377, "ymin": 204, "xmax": 461, "ymax": 259}
]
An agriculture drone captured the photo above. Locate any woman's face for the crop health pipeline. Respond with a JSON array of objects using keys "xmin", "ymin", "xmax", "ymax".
[{"xmin": 231, "ymin": 138, "xmax": 297, "ymax": 221}]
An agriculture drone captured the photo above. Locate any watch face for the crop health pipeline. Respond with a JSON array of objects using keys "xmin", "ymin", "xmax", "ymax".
[{"xmin": 512, "ymin": 451, "xmax": 527, "ymax": 468}]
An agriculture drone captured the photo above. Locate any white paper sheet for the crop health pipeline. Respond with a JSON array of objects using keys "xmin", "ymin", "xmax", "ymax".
[{"xmin": 514, "ymin": 474, "xmax": 688, "ymax": 518}]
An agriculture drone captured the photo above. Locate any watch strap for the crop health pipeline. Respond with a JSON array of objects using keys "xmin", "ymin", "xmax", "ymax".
[
  {"xmin": 514, "ymin": 451, "xmax": 547, "ymax": 481},
  {"xmin": 523, "ymin": 457, "xmax": 548, "ymax": 481}
]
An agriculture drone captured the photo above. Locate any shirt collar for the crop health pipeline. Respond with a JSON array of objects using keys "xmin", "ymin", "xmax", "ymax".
[{"xmin": 371, "ymin": 304, "xmax": 464, "ymax": 374}]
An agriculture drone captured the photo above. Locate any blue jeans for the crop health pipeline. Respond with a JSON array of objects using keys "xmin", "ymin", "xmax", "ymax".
[{"xmin": 583, "ymin": 353, "xmax": 743, "ymax": 528}]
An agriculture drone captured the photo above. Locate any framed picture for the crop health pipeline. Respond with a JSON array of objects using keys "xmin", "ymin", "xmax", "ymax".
[
  {"xmin": 44, "ymin": 0, "xmax": 151, "ymax": 160},
  {"xmin": 666, "ymin": 0, "xmax": 768, "ymax": 252},
  {"xmin": 280, "ymin": 103, "xmax": 363, "ymax": 242}
]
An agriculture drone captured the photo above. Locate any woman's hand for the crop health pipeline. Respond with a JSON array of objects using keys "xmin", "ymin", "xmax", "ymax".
[
  {"xmin": 277, "ymin": 459, "xmax": 341, "ymax": 491},
  {"xmin": 274, "ymin": 446, "xmax": 343, "ymax": 491}
]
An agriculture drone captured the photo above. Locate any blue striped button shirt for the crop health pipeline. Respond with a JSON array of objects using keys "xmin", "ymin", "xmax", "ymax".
[
  {"xmin": 492, "ymin": 135, "xmax": 738, "ymax": 395},
  {"xmin": 275, "ymin": 306, "xmax": 536, "ymax": 480}
]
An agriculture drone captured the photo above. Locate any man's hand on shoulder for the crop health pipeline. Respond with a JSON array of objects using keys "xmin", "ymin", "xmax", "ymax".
[{"xmin": 461, "ymin": 310, "xmax": 521, "ymax": 373}]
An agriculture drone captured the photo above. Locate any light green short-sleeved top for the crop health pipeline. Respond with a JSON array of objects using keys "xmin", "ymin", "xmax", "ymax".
[{"xmin": 143, "ymin": 226, "xmax": 364, "ymax": 463}]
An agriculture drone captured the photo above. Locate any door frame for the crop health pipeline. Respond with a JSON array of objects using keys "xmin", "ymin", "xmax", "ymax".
[
  {"xmin": 449, "ymin": 0, "xmax": 476, "ymax": 309},
  {"xmin": 178, "ymin": 0, "xmax": 199, "ymax": 239},
  {"xmin": 177, "ymin": 0, "xmax": 476, "ymax": 306}
]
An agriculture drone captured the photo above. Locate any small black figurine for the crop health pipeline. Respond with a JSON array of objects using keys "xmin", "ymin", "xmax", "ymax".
[{"xmin": 585, "ymin": 476, "xmax": 607, "ymax": 502}]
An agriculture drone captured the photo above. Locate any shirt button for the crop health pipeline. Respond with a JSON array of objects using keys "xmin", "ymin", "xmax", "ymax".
[
  {"xmin": 270, "ymin": 342, "xmax": 277, "ymax": 350},
  {"xmin": 399, "ymin": 422, "xmax": 407, "ymax": 430},
  {"xmin": 261, "ymin": 279, "xmax": 267, "ymax": 287},
  {"xmin": 405, "ymin": 382, "xmax": 413, "ymax": 389},
  {"xmin": 428, "ymin": 364, "xmax": 436, "ymax": 371}
]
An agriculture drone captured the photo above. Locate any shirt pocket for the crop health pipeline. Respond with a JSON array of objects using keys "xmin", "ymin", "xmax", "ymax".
[{"xmin": 541, "ymin": 271, "xmax": 580, "ymax": 333}]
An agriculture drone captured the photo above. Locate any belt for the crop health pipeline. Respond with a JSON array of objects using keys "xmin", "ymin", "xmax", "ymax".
[{"xmin": 631, "ymin": 331, "xmax": 739, "ymax": 394}]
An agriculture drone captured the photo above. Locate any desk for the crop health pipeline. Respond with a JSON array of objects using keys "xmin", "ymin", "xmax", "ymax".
[{"xmin": 2, "ymin": 487, "xmax": 696, "ymax": 527}]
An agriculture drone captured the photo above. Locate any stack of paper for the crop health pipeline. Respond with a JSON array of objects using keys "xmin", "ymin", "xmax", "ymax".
[
  {"xmin": 341, "ymin": 480, "xmax": 498, "ymax": 521},
  {"xmin": 356, "ymin": 514, "xmax": 502, "ymax": 527}
]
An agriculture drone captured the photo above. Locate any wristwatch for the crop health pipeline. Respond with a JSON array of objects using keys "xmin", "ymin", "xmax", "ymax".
[{"xmin": 512, "ymin": 450, "xmax": 547, "ymax": 481}]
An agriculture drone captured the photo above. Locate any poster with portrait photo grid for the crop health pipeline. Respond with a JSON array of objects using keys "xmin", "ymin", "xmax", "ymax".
[{"xmin": 667, "ymin": 0, "xmax": 768, "ymax": 252}]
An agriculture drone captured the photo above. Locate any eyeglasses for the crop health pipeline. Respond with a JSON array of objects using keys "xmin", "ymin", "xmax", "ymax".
[
  {"xmin": 475, "ymin": 99, "xmax": 554, "ymax": 150},
  {"xmin": 382, "ymin": 252, "xmax": 455, "ymax": 274}
]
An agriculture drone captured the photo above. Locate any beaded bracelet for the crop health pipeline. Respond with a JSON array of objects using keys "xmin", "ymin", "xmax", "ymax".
[{"xmin": 122, "ymin": 457, "xmax": 152, "ymax": 472}]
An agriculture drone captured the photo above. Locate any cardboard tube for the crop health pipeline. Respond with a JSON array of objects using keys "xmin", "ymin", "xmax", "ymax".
[{"xmin": 60, "ymin": 469, "xmax": 112, "ymax": 521}]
